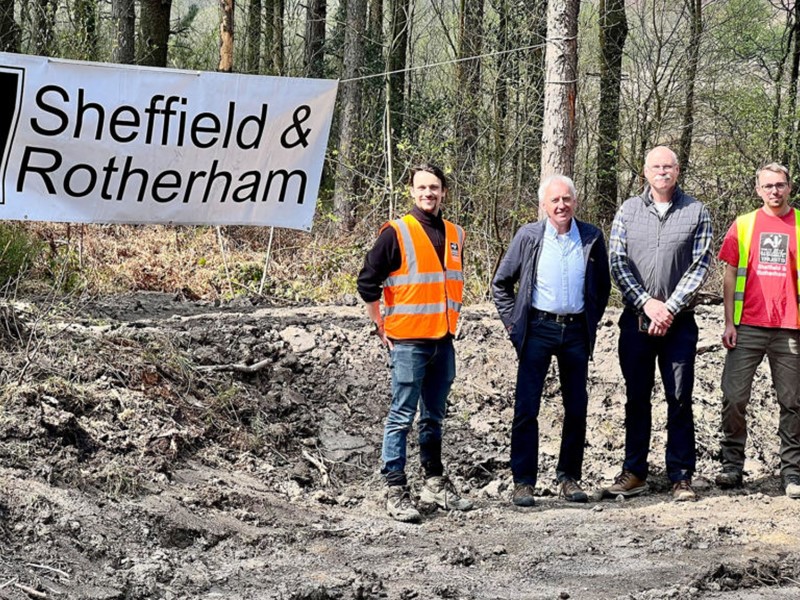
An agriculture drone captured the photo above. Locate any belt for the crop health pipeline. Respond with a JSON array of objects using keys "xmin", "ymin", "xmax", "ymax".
[{"xmin": 530, "ymin": 309, "xmax": 584, "ymax": 324}]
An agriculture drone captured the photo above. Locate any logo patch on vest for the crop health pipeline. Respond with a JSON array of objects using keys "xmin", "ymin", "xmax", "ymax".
[{"xmin": 450, "ymin": 242, "xmax": 460, "ymax": 259}]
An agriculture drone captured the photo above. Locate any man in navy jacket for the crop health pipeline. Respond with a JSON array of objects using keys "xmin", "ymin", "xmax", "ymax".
[{"xmin": 492, "ymin": 175, "xmax": 611, "ymax": 506}]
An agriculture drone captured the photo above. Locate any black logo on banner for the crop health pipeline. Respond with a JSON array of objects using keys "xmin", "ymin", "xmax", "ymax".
[{"xmin": 0, "ymin": 67, "xmax": 25, "ymax": 205}]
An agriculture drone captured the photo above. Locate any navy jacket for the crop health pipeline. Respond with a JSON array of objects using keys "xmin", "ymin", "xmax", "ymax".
[{"xmin": 492, "ymin": 218, "xmax": 612, "ymax": 356}]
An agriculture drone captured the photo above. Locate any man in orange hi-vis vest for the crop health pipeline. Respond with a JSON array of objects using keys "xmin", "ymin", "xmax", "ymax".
[
  {"xmin": 357, "ymin": 164, "xmax": 473, "ymax": 523},
  {"xmin": 717, "ymin": 162, "xmax": 800, "ymax": 498}
]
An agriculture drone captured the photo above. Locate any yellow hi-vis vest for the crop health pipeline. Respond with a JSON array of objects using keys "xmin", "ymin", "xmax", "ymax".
[
  {"xmin": 381, "ymin": 214, "xmax": 465, "ymax": 340},
  {"xmin": 733, "ymin": 207, "xmax": 800, "ymax": 325}
]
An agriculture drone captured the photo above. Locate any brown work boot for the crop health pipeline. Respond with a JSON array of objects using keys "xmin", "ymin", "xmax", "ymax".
[
  {"xmin": 511, "ymin": 483, "xmax": 536, "ymax": 507},
  {"xmin": 608, "ymin": 470, "xmax": 648, "ymax": 497},
  {"xmin": 386, "ymin": 486, "xmax": 421, "ymax": 522},
  {"xmin": 672, "ymin": 479, "xmax": 697, "ymax": 502},
  {"xmin": 558, "ymin": 479, "xmax": 588, "ymax": 503},
  {"xmin": 420, "ymin": 475, "xmax": 474, "ymax": 511}
]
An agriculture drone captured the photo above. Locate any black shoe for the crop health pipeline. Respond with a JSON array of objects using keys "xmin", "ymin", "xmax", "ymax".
[
  {"xmin": 715, "ymin": 469, "xmax": 743, "ymax": 489},
  {"xmin": 512, "ymin": 483, "xmax": 536, "ymax": 507},
  {"xmin": 559, "ymin": 479, "xmax": 588, "ymax": 503}
]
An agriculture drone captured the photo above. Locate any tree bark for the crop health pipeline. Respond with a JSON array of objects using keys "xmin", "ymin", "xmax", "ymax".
[
  {"xmin": 111, "ymin": 0, "xmax": 135, "ymax": 63},
  {"xmin": 272, "ymin": 0, "xmax": 285, "ymax": 74},
  {"xmin": 332, "ymin": 0, "xmax": 367, "ymax": 233},
  {"xmin": 304, "ymin": 0, "xmax": 326, "ymax": 78},
  {"xmin": 786, "ymin": 1, "xmax": 800, "ymax": 177},
  {"xmin": 245, "ymin": 0, "xmax": 261, "ymax": 73},
  {"xmin": 456, "ymin": 0, "xmax": 484, "ymax": 222},
  {"xmin": 677, "ymin": 0, "xmax": 701, "ymax": 176},
  {"xmin": 596, "ymin": 0, "xmax": 628, "ymax": 225},
  {"xmin": 387, "ymin": 0, "xmax": 410, "ymax": 144},
  {"xmin": 139, "ymin": 0, "xmax": 173, "ymax": 67},
  {"xmin": 540, "ymin": 0, "xmax": 579, "ymax": 181},
  {"xmin": 0, "ymin": 0, "xmax": 20, "ymax": 52},
  {"xmin": 218, "ymin": 0, "xmax": 234, "ymax": 72}
]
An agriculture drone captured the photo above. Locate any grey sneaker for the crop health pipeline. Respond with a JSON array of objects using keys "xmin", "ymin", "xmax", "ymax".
[
  {"xmin": 386, "ymin": 486, "xmax": 421, "ymax": 522},
  {"xmin": 420, "ymin": 476, "xmax": 473, "ymax": 511},
  {"xmin": 608, "ymin": 470, "xmax": 648, "ymax": 497},
  {"xmin": 784, "ymin": 474, "xmax": 800, "ymax": 499},
  {"xmin": 672, "ymin": 479, "xmax": 697, "ymax": 502},
  {"xmin": 559, "ymin": 479, "xmax": 588, "ymax": 503},
  {"xmin": 511, "ymin": 483, "xmax": 536, "ymax": 507},
  {"xmin": 715, "ymin": 469, "xmax": 743, "ymax": 489}
]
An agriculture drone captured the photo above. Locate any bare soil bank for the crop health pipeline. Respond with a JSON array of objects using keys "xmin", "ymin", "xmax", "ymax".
[{"xmin": 0, "ymin": 294, "xmax": 799, "ymax": 599}]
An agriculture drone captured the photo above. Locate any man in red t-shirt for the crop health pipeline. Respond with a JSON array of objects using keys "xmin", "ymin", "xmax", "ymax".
[{"xmin": 717, "ymin": 162, "xmax": 800, "ymax": 498}]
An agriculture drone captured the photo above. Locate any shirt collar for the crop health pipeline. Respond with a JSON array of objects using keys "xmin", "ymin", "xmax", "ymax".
[{"xmin": 544, "ymin": 218, "xmax": 578, "ymax": 240}]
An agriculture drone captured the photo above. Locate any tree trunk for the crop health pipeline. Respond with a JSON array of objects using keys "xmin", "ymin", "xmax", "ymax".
[
  {"xmin": 332, "ymin": 0, "xmax": 367, "ymax": 233},
  {"xmin": 0, "ymin": 0, "xmax": 20, "ymax": 52},
  {"xmin": 218, "ymin": 0, "xmax": 234, "ymax": 72},
  {"xmin": 263, "ymin": 0, "xmax": 275, "ymax": 74},
  {"xmin": 677, "ymin": 0, "xmax": 701, "ymax": 176},
  {"xmin": 786, "ymin": 1, "xmax": 800, "ymax": 177},
  {"xmin": 387, "ymin": 0, "xmax": 410, "ymax": 145},
  {"xmin": 140, "ymin": 0, "xmax": 172, "ymax": 67},
  {"xmin": 304, "ymin": 0, "xmax": 326, "ymax": 78},
  {"xmin": 540, "ymin": 0, "xmax": 579, "ymax": 181},
  {"xmin": 33, "ymin": 0, "xmax": 56, "ymax": 56},
  {"xmin": 111, "ymin": 0, "xmax": 135, "ymax": 63},
  {"xmin": 272, "ymin": 0, "xmax": 285, "ymax": 75},
  {"xmin": 456, "ymin": 0, "xmax": 484, "ymax": 222},
  {"xmin": 245, "ymin": 0, "xmax": 261, "ymax": 73},
  {"xmin": 596, "ymin": 0, "xmax": 628, "ymax": 225},
  {"xmin": 77, "ymin": 0, "xmax": 98, "ymax": 59}
]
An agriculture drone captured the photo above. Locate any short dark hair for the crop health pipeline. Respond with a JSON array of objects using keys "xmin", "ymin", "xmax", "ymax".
[{"xmin": 409, "ymin": 163, "xmax": 448, "ymax": 189}]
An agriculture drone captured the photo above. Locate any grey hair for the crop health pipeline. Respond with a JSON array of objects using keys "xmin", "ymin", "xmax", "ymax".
[
  {"xmin": 756, "ymin": 162, "xmax": 790, "ymax": 184},
  {"xmin": 644, "ymin": 146, "xmax": 679, "ymax": 168},
  {"xmin": 538, "ymin": 175, "xmax": 577, "ymax": 204}
]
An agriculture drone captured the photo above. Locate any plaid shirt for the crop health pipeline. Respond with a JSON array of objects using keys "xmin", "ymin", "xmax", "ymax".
[{"xmin": 609, "ymin": 195, "xmax": 713, "ymax": 315}]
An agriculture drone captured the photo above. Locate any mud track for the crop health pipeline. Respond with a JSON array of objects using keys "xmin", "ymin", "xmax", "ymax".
[{"xmin": 0, "ymin": 293, "xmax": 799, "ymax": 599}]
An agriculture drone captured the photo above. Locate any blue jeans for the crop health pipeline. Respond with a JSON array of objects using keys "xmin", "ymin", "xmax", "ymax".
[
  {"xmin": 512, "ymin": 317, "xmax": 590, "ymax": 486},
  {"xmin": 618, "ymin": 309, "xmax": 697, "ymax": 482},
  {"xmin": 381, "ymin": 339, "xmax": 456, "ymax": 486}
]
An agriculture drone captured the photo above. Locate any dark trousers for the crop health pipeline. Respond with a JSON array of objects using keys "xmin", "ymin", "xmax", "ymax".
[
  {"xmin": 511, "ymin": 317, "xmax": 590, "ymax": 486},
  {"xmin": 618, "ymin": 309, "xmax": 698, "ymax": 482}
]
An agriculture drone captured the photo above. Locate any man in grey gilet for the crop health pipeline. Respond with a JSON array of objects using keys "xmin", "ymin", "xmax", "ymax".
[{"xmin": 608, "ymin": 146, "xmax": 713, "ymax": 501}]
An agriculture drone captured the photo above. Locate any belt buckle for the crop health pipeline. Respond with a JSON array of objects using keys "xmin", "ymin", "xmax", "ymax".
[{"xmin": 554, "ymin": 314, "xmax": 567, "ymax": 324}]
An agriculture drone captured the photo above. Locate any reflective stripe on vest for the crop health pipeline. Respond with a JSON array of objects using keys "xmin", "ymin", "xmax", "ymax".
[
  {"xmin": 381, "ymin": 214, "xmax": 465, "ymax": 339},
  {"xmin": 733, "ymin": 208, "xmax": 800, "ymax": 325}
]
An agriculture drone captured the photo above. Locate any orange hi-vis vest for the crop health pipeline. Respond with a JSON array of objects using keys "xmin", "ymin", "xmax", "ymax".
[{"xmin": 381, "ymin": 214, "xmax": 465, "ymax": 340}]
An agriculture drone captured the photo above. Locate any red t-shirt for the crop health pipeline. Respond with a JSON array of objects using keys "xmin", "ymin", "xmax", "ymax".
[{"xmin": 719, "ymin": 209, "xmax": 799, "ymax": 329}]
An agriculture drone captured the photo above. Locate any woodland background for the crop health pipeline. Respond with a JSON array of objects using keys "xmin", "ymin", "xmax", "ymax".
[{"xmin": 0, "ymin": 0, "xmax": 797, "ymax": 302}]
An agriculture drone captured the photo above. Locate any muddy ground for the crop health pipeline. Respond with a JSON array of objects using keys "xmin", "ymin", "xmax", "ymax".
[{"xmin": 0, "ymin": 293, "xmax": 799, "ymax": 600}]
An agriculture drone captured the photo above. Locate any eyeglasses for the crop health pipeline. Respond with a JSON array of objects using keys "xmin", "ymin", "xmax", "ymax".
[
  {"xmin": 646, "ymin": 164, "xmax": 676, "ymax": 171},
  {"xmin": 760, "ymin": 182, "xmax": 789, "ymax": 192}
]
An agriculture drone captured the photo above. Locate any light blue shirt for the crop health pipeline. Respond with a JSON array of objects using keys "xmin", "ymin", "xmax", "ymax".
[{"xmin": 531, "ymin": 219, "xmax": 586, "ymax": 314}]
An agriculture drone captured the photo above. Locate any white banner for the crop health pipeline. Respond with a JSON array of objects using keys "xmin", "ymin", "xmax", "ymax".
[{"xmin": 0, "ymin": 53, "xmax": 338, "ymax": 230}]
